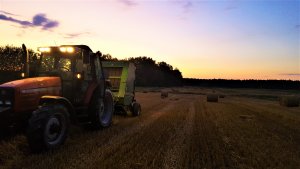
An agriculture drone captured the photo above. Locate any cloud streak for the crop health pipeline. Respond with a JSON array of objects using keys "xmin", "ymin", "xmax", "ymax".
[
  {"xmin": 182, "ymin": 1, "xmax": 193, "ymax": 13},
  {"xmin": 63, "ymin": 32, "xmax": 91, "ymax": 39},
  {"xmin": 0, "ymin": 14, "xmax": 31, "ymax": 26},
  {"xmin": 0, "ymin": 12, "xmax": 59, "ymax": 30},
  {"xmin": 117, "ymin": 0, "xmax": 137, "ymax": 7},
  {"xmin": 0, "ymin": 10, "xmax": 19, "ymax": 16},
  {"xmin": 32, "ymin": 14, "xmax": 59, "ymax": 30},
  {"xmin": 171, "ymin": 0, "xmax": 194, "ymax": 14},
  {"xmin": 224, "ymin": 0, "xmax": 239, "ymax": 11},
  {"xmin": 174, "ymin": 0, "xmax": 193, "ymax": 13}
]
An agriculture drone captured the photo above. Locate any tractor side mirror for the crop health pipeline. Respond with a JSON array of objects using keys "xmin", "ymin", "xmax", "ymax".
[
  {"xmin": 96, "ymin": 51, "xmax": 102, "ymax": 57},
  {"xmin": 83, "ymin": 50, "xmax": 90, "ymax": 64}
]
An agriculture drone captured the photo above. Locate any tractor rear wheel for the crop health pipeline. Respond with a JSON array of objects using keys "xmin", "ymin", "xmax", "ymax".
[
  {"xmin": 131, "ymin": 102, "xmax": 141, "ymax": 116},
  {"xmin": 27, "ymin": 104, "xmax": 69, "ymax": 153},
  {"xmin": 89, "ymin": 89, "xmax": 114, "ymax": 129}
]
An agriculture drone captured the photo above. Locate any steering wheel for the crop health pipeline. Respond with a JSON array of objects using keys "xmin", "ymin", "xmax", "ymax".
[{"xmin": 59, "ymin": 66, "xmax": 70, "ymax": 72}]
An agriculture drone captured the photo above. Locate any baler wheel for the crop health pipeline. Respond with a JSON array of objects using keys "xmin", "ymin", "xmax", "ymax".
[{"xmin": 132, "ymin": 102, "xmax": 141, "ymax": 116}]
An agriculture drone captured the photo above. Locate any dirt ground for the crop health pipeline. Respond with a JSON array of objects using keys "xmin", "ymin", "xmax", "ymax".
[{"xmin": 0, "ymin": 88, "xmax": 299, "ymax": 169}]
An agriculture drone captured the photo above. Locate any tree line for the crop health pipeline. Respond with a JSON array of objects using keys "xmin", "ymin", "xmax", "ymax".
[
  {"xmin": 0, "ymin": 45, "xmax": 38, "ymax": 83},
  {"xmin": 101, "ymin": 54, "xmax": 183, "ymax": 86},
  {"xmin": 0, "ymin": 45, "xmax": 37, "ymax": 71},
  {"xmin": 184, "ymin": 78, "xmax": 300, "ymax": 90}
]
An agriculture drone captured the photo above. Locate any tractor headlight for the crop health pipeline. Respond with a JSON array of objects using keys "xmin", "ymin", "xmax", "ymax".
[
  {"xmin": 38, "ymin": 47, "xmax": 51, "ymax": 53},
  {"xmin": 67, "ymin": 47, "xmax": 74, "ymax": 53},
  {"xmin": 0, "ymin": 100, "xmax": 12, "ymax": 106},
  {"xmin": 0, "ymin": 88, "xmax": 14, "ymax": 107},
  {"xmin": 5, "ymin": 100, "xmax": 12, "ymax": 106},
  {"xmin": 60, "ymin": 47, "xmax": 74, "ymax": 53},
  {"xmin": 60, "ymin": 47, "xmax": 67, "ymax": 52}
]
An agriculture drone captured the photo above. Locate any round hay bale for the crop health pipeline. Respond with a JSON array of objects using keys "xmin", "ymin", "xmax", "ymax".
[
  {"xmin": 161, "ymin": 91, "xmax": 168, "ymax": 98},
  {"xmin": 219, "ymin": 94, "xmax": 225, "ymax": 98},
  {"xmin": 279, "ymin": 96, "xmax": 299, "ymax": 107},
  {"xmin": 171, "ymin": 88, "xmax": 178, "ymax": 93},
  {"xmin": 207, "ymin": 94, "xmax": 218, "ymax": 102},
  {"xmin": 239, "ymin": 115, "xmax": 254, "ymax": 120}
]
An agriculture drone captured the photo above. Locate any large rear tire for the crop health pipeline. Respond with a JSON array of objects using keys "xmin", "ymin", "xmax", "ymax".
[
  {"xmin": 89, "ymin": 89, "xmax": 114, "ymax": 129},
  {"xmin": 27, "ymin": 104, "xmax": 69, "ymax": 153}
]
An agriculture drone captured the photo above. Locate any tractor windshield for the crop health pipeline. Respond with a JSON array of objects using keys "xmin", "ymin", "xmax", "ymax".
[{"xmin": 39, "ymin": 54, "xmax": 72, "ymax": 74}]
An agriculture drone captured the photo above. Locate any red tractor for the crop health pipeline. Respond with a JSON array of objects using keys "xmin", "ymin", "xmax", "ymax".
[{"xmin": 0, "ymin": 45, "xmax": 114, "ymax": 152}]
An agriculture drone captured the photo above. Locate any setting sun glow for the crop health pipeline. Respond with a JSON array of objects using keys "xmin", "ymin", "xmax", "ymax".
[{"xmin": 0, "ymin": 0, "xmax": 299, "ymax": 80}]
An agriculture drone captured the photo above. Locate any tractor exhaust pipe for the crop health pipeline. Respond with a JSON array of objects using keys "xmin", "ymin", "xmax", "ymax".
[{"xmin": 22, "ymin": 44, "xmax": 29, "ymax": 77}]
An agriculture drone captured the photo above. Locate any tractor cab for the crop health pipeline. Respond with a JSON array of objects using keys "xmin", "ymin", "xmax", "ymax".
[{"xmin": 37, "ymin": 45, "xmax": 104, "ymax": 105}]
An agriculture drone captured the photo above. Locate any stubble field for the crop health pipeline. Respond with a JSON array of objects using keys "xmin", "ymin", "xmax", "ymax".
[{"xmin": 0, "ymin": 87, "xmax": 299, "ymax": 169}]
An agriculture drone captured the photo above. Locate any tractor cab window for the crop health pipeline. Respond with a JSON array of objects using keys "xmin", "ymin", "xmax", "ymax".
[
  {"xmin": 58, "ymin": 58, "xmax": 71, "ymax": 72},
  {"xmin": 39, "ymin": 54, "xmax": 72, "ymax": 74},
  {"xmin": 40, "ymin": 55, "xmax": 55, "ymax": 72}
]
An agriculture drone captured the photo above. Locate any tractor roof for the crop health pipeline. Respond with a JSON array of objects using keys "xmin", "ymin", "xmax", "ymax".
[{"xmin": 60, "ymin": 45, "xmax": 93, "ymax": 52}]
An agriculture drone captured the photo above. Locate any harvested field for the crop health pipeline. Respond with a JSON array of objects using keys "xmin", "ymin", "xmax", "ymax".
[{"xmin": 0, "ymin": 88, "xmax": 300, "ymax": 169}]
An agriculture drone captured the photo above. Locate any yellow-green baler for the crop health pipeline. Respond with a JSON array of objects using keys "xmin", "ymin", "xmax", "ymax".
[{"xmin": 102, "ymin": 61, "xmax": 141, "ymax": 116}]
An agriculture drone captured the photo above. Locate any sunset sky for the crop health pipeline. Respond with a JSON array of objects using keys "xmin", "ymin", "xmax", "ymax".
[{"xmin": 0, "ymin": 0, "xmax": 299, "ymax": 80}]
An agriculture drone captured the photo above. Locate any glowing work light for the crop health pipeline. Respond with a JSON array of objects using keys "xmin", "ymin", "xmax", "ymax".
[
  {"xmin": 76, "ymin": 73, "xmax": 82, "ymax": 79},
  {"xmin": 59, "ymin": 47, "xmax": 67, "ymax": 52},
  {"xmin": 38, "ymin": 47, "xmax": 51, "ymax": 52},
  {"xmin": 67, "ymin": 47, "xmax": 74, "ymax": 53},
  {"xmin": 60, "ymin": 47, "xmax": 74, "ymax": 53}
]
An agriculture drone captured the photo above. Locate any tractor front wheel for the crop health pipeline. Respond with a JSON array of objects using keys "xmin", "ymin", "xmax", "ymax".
[{"xmin": 27, "ymin": 104, "xmax": 69, "ymax": 153}]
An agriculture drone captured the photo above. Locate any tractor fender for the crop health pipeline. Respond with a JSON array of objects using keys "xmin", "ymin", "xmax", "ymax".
[{"xmin": 39, "ymin": 96, "xmax": 75, "ymax": 119}]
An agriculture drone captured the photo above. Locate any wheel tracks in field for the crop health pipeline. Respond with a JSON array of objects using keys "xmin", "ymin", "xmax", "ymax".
[
  {"xmin": 94, "ymin": 98, "xmax": 192, "ymax": 169},
  {"xmin": 62, "ymin": 99, "xmax": 180, "ymax": 169},
  {"xmin": 203, "ymin": 102, "xmax": 242, "ymax": 168},
  {"xmin": 13, "ymin": 98, "xmax": 174, "ymax": 169},
  {"xmin": 187, "ymin": 100, "xmax": 233, "ymax": 169},
  {"xmin": 162, "ymin": 101, "xmax": 195, "ymax": 169},
  {"xmin": 112, "ymin": 99, "xmax": 167, "ymax": 127},
  {"xmin": 95, "ymin": 98, "xmax": 192, "ymax": 169}
]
